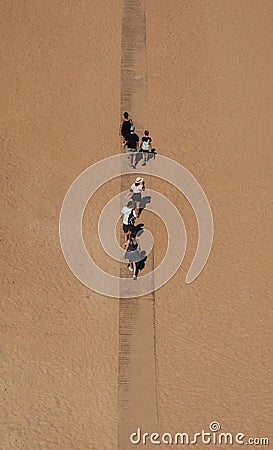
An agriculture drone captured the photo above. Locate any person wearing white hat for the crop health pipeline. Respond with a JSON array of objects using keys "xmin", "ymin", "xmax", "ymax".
[{"xmin": 127, "ymin": 177, "xmax": 145, "ymax": 217}]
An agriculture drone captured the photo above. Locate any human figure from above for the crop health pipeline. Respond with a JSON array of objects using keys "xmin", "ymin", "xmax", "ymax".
[
  {"xmin": 125, "ymin": 126, "xmax": 139, "ymax": 169},
  {"xmin": 140, "ymin": 130, "xmax": 152, "ymax": 166},
  {"xmin": 119, "ymin": 112, "xmax": 133, "ymax": 147},
  {"xmin": 127, "ymin": 176, "xmax": 145, "ymax": 218},
  {"xmin": 121, "ymin": 200, "xmax": 136, "ymax": 243},
  {"xmin": 124, "ymin": 230, "xmax": 140, "ymax": 280}
]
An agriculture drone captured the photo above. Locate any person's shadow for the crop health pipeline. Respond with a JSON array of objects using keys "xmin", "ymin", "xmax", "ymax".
[
  {"xmin": 147, "ymin": 149, "xmax": 157, "ymax": 162},
  {"xmin": 134, "ymin": 150, "xmax": 157, "ymax": 167},
  {"xmin": 136, "ymin": 250, "xmax": 147, "ymax": 275},
  {"xmin": 134, "ymin": 223, "xmax": 144, "ymax": 234},
  {"xmin": 135, "ymin": 152, "xmax": 143, "ymax": 167},
  {"xmin": 138, "ymin": 195, "xmax": 151, "ymax": 218}
]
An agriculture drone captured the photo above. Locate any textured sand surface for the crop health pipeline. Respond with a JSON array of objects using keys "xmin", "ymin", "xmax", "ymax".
[
  {"xmin": 1, "ymin": 1, "xmax": 120, "ymax": 449},
  {"xmin": 147, "ymin": 0, "xmax": 273, "ymax": 445},
  {"xmin": 1, "ymin": 0, "xmax": 273, "ymax": 449}
]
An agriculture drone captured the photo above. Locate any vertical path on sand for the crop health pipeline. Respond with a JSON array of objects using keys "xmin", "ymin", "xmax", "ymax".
[{"xmin": 118, "ymin": 0, "xmax": 158, "ymax": 448}]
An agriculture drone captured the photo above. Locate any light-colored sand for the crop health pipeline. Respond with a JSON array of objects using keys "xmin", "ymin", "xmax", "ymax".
[
  {"xmin": 1, "ymin": 0, "xmax": 273, "ymax": 449},
  {"xmin": 1, "ymin": 1, "xmax": 120, "ymax": 448},
  {"xmin": 147, "ymin": 0, "xmax": 273, "ymax": 443}
]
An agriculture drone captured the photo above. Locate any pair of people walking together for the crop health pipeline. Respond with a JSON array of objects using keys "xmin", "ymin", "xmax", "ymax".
[{"xmin": 120, "ymin": 112, "xmax": 153, "ymax": 168}]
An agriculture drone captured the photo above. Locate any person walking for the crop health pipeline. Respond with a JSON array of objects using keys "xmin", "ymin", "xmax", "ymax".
[
  {"xmin": 125, "ymin": 125, "xmax": 139, "ymax": 168},
  {"xmin": 121, "ymin": 201, "xmax": 136, "ymax": 243},
  {"xmin": 127, "ymin": 176, "xmax": 145, "ymax": 218},
  {"xmin": 124, "ymin": 230, "xmax": 140, "ymax": 280},
  {"xmin": 140, "ymin": 130, "xmax": 152, "ymax": 166},
  {"xmin": 119, "ymin": 112, "xmax": 133, "ymax": 147}
]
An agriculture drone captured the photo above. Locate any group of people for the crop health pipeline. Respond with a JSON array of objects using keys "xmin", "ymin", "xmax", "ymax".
[
  {"xmin": 119, "ymin": 111, "xmax": 157, "ymax": 280},
  {"xmin": 121, "ymin": 177, "xmax": 146, "ymax": 280},
  {"xmin": 119, "ymin": 112, "xmax": 156, "ymax": 169}
]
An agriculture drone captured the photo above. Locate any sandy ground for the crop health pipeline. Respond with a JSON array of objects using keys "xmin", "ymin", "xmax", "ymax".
[
  {"xmin": 1, "ymin": 1, "xmax": 120, "ymax": 448},
  {"xmin": 147, "ymin": 0, "xmax": 273, "ymax": 446},
  {"xmin": 1, "ymin": 0, "xmax": 273, "ymax": 449}
]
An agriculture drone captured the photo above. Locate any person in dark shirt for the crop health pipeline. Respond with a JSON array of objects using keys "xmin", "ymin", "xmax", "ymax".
[
  {"xmin": 125, "ymin": 125, "xmax": 139, "ymax": 168},
  {"xmin": 139, "ymin": 130, "xmax": 152, "ymax": 165},
  {"xmin": 124, "ymin": 230, "xmax": 140, "ymax": 280},
  {"xmin": 119, "ymin": 112, "xmax": 133, "ymax": 147}
]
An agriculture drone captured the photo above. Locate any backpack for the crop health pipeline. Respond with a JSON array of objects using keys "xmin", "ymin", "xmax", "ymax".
[
  {"xmin": 128, "ymin": 209, "xmax": 136, "ymax": 227},
  {"xmin": 142, "ymin": 139, "xmax": 150, "ymax": 151}
]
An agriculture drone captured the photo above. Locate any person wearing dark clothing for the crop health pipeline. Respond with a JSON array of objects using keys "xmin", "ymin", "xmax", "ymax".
[
  {"xmin": 124, "ymin": 230, "xmax": 140, "ymax": 280},
  {"xmin": 120, "ymin": 112, "xmax": 133, "ymax": 147},
  {"xmin": 125, "ymin": 125, "xmax": 139, "ymax": 168}
]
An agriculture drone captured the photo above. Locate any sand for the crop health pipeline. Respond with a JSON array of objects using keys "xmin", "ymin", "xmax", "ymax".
[{"xmin": 1, "ymin": 0, "xmax": 273, "ymax": 449}]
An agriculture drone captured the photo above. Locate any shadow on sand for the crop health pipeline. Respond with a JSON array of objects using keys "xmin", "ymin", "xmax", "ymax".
[{"xmin": 134, "ymin": 150, "xmax": 157, "ymax": 168}]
